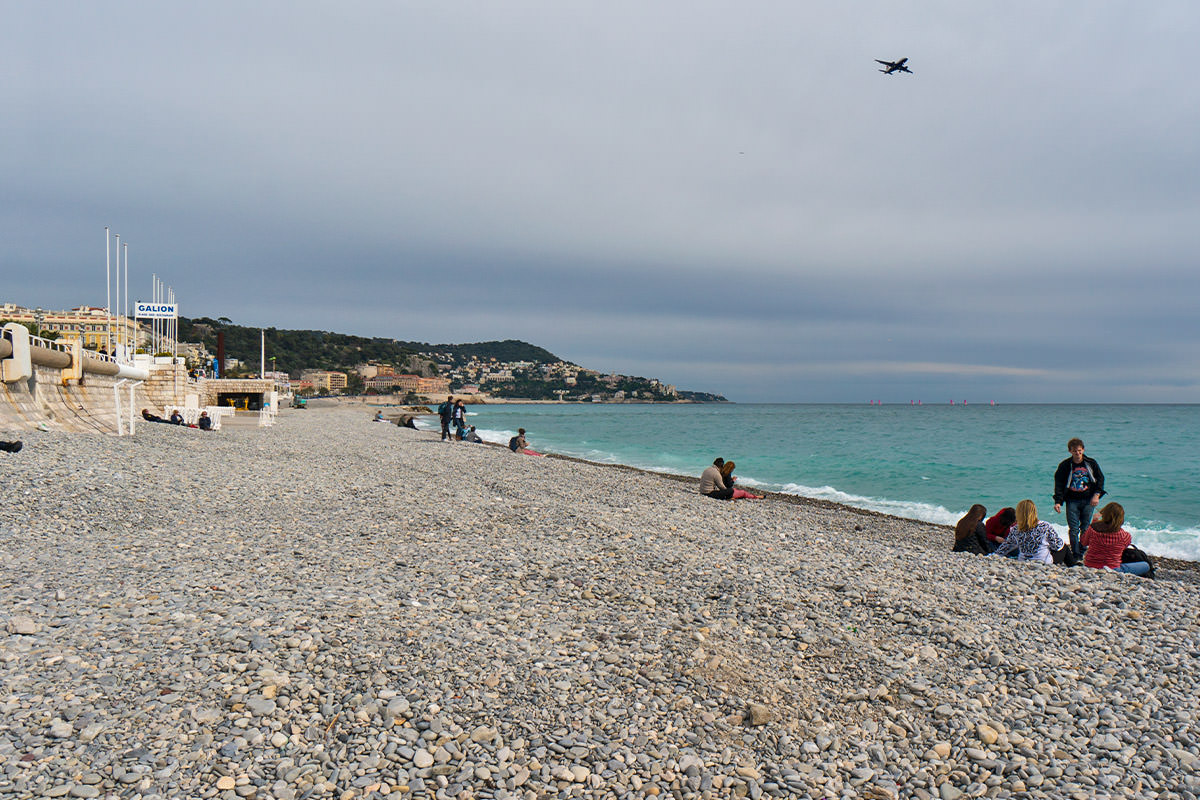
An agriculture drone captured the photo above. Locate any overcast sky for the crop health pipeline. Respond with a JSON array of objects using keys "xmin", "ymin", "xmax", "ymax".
[{"xmin": 5, "ymin": 2, "xmax": 1198, "ymax": 401}]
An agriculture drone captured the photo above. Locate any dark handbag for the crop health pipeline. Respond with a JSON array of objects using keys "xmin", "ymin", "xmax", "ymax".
[{"xmin": 1121, "ymin": 546, "xmax": 1155, "ymax": 579}]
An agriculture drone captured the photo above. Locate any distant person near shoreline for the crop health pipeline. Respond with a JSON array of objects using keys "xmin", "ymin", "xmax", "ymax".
[
  {"xmin": 1053, "ymin": 437, "xmax": 1105, "ymax": 560},
  {"xmin": 719, "ymin": 461, "xmax": 764, "ymax": 499},
  {"xmin": 438, "ymin": 396, "xmax": 454, "ymax": 441},
  {"xmin": 452, "ymin": 399, "xmax": 467, "ymax": 440},
  {"xmin": 508, "ymin": 428, "xmax": 543, "ymax": 456},
  {"xmin": 699, "ymin": 458, "xmax": 734, "ymax": 500}
]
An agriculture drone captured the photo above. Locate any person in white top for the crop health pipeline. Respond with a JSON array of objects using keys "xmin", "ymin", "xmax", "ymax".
[{"xmin": 993, "ymin": 499, "xmax": 1065, "ymax": 564}]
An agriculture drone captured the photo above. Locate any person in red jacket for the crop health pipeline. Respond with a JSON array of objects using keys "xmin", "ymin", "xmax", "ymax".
[
  {"xmin": 1081, "ymin": 503, "xmax": 1151, "ymax": 576},
  {"xmin": 984, "ymin": 507, "xmax": 1016, "ymax": 549}
]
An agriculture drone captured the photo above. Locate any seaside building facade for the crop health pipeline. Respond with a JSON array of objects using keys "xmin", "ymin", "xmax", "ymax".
[
  {"xmin": 363, "ymin": 373, "xmax": 422, "ymax": 393},
  {"xmin": 300, "ymin": 370, "xmax": 348, "ymax": 392},
  {"xmin": 0, "ymin": 302, "xmax": 144, "ymax": 353}
]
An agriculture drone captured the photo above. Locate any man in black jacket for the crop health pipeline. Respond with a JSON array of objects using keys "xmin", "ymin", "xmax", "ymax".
[
  {"xmin": 437, "ymin": 396, "xmax": 454, "ymax": 441},
  {"xmin": 1053, "ymin": 437, "xmax": 1105, "ymax": 560}
]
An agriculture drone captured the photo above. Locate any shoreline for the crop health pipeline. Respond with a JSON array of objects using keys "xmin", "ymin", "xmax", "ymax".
[
  {"xmin": 531, "ymin": 450, "xmax": 1200, "ymax": 578},
  {"xmin": 357, "ymin": 397, "xmax": 1200, "ymax": 575}
]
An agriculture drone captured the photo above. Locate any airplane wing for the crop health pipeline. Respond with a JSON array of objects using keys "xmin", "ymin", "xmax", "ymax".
[{"xmin": 874, "ymin": 60, "xmax": 890, "ymax": 66}]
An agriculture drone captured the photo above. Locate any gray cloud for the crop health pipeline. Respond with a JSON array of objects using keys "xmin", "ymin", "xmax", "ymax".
[{"xmin": 4, "ymin": 2, "xmax": 1198, "ymax": 401}]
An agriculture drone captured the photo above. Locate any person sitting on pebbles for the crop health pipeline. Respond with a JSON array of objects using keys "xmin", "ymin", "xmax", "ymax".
[
  {"xmin": 508, "ymin": 428, "xmax": 543, "ymax": 456},
  {"xmin": 952, "ymin": 504, "xmax": 991, "ymax": 554},
  {"xmin": 719, "ymin": 461, "xmax": 764, "ymax": 499},
  {"xmin": 1080, "ymin": 502, "xmax": 1152, "ymax": 576},
  {"xmin": 992, "ymin": 499, "xmax": 1066, "ymax": 564},
  {"xmin": 699, "ymin": 458, "xmax": 734, "ymax": 500},
  {"xmin": 984, "ymin": 507, "xmax": 1016, "ymax": 552}
]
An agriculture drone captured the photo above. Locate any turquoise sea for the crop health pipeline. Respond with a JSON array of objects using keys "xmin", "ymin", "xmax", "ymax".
[{"xmin": 419, "ymin": 403, "xmax": 1200, "ymax": 561}]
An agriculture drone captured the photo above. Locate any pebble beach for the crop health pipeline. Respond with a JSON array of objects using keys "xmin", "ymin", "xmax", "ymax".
[{"xmin": 2, "ymin": 404, "xmax": 1199, "ymax": 800}]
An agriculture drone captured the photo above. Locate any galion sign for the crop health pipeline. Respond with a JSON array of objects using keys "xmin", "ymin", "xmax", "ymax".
[{"xmin": 134, "ymin": 302, "xmax": 178, "ymax": 319}]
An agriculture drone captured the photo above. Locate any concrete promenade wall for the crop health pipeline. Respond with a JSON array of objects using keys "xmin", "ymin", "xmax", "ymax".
[{"xmin": 0, "ymin": 361, "xmax": 196, "ymax": 435}]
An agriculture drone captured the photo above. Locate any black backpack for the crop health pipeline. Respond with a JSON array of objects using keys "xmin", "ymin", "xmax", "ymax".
[{"xmin": 1122, "ymin": 546, "xmax": 1156, "ymax": 579}]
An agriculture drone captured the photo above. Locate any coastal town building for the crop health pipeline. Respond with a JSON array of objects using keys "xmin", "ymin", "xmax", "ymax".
[
  {"xmin": 417, "ymin": 376, "xmax": 450, "ymax": 395},
  {"xmin": 363, "ymin": 373, "xmax": 422, "ymax": 392},
  {"xmin": 0, "ymin": 302, "xmax": 144, "ymax": 353},
  {"xmin": 300, "ymin": 370, "xmax": 348, "ymax": 392}
]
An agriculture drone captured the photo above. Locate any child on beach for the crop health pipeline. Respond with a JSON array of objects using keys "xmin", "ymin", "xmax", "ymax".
[{"xmin": 992, "ymin": 499, "xmax": 1066, "ymax": 564}]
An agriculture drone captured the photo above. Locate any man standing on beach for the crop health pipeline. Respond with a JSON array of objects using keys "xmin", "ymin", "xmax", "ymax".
[
  {"xmin": 437, "ymin": 396, "xmax": 454, "ymax": 441},
  {"xmin": 1053, "ymin": 438, "xmax": 1105, "ymax": 559}
]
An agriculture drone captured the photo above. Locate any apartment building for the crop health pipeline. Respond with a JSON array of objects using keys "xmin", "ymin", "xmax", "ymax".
[
  {"xmin": 300, "ymin": 370, "xmax": 348, "ymax": 392},
  {"xmin": 0, "ymin": 303, "xmax": 143, "ymax": 352}
]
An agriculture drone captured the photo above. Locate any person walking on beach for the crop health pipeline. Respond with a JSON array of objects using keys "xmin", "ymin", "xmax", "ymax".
[
  {"xmin": 1053, "ymin": 438, "xmax": 1105, "ymax": 560},
  {"xmin": 437, "ymin": 396, "xmax": 454, "ymax": 441},
  {"xmin": 993, "ymin": 499, "xmax": 1066, "ymax": 564},
  {"xmin": 699, "ymin": 458, "xmax": 734, "ymax": 500}
]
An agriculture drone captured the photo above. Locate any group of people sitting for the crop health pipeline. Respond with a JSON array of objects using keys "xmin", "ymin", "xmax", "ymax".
[
  {"xmin": 953, "ymin": 499, "xmax": 1153, "ymax": 577},
  {"xmin": 699, "ymin": 457, "xmax": 764, "ymax": 500},
  {"xmin": 142, "ymin": 408, "xmax": 212, "ymax": 430}
]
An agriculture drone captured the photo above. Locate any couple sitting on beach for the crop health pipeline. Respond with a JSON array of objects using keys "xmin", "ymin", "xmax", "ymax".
[
  {"xmin": 954, "ymin": 499, "xmax": 1152, "ymax": 576},
  {"xmin": 699, "ymin": 458, "xmax": 763, "ymax": 500}
]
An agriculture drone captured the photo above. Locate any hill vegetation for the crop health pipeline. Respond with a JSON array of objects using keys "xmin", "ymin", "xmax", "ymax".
[
  {"xmin": 177, "ymin": 316, "xmax": 726, "ymax": 401},
  {"xmin": 178, "ymin": 318, "xmax": 562, "ymax": 376}
]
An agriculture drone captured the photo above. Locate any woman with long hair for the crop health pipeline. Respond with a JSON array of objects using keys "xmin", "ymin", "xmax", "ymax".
[
  {"xmin": 952, "ymin": 504, "xmax": 991, "ymax": 554},
  {"xmin": 1081, "ymin": 503, "xmax": 1152, "ymax": 576},
  {"xmin": 993, "ymin": 499, "xmax": 1065, "ymax": 564},
  {"xmin": 719, "ymin": 461, "xmax": 764, "ymax": 500}
]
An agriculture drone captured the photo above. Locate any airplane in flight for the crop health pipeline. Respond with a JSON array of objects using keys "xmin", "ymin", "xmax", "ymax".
[{"xmin": 875, "ymin": 57, "xmax": 912, "ymax": 75}]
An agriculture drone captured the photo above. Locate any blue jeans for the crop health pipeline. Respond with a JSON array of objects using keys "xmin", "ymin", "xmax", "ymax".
[
  {"xmin": 1064, "ymin": 499, "xmax": 1093, "ymax": 558},
  {"xmin": 1117, "ymin": 561, "xmax": 1151, "ymax": 576}
]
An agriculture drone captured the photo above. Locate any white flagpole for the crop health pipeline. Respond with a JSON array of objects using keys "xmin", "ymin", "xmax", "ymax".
[
  {"xmin": 114, "ymin": 234, "xmax": 121, "ymax": 357},
  {"xmin": 123, "ymin": 242, "xmax": 129, "ymax": 358},
  {"xmin": 105, "ymin": 227, "xmax": 111, "ymax": 354},
  {"xmin": 260, "ymin": 329, "xmax": 265, "ymax": 379}
]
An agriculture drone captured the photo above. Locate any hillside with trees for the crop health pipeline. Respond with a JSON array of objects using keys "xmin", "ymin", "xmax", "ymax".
[{"xmin": 177, "ymin": 316, "xmax": 727, "ymax": 401}]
